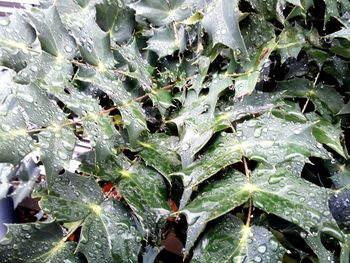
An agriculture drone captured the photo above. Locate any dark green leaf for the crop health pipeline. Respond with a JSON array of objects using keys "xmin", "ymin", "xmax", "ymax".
[
  {"xmin": 181, "ymin": 170, "xmax": 249, "ymax": 254},
  {"xmin": 116, "ymin": 40, "xmax": 154, "ymax": 91},
  {"xmin": 192, "ymin": 215, "xmax": 286, "ymax": 263},
  {"xmin": 275, "ymin": 78, "xmax": 344, "ymax": 115},
  {"xmin": 277, "ymin": 23, "xmax": 306, "ymax": 63},
  {"xmin": 305, "ymin": 233, "xmax": 334, "ymax": 263},
  {"xmin": 39, "ymin": 172, "xmax": 141, "ymax": 262},
  {"xmin": 0, "ymin": 221, "xmax": 80, "ymax": 263},
  {"xmin": 39, "ymin": 126, "xmax": 77, "ymax": 185},
  {"xmin": 138, "ymin": 133, "xmax": 181, "ymax": 183},
  {"xmin": 117, "ymin": 163, "xmax": 170, "ymax": 236},
  {"xmin": 171, "ymin": 75, "xmax": 232, "ymax": 166},
  {"xmin": 146, "ymin": 25, "xmax": 186, "ymax": 58},
  {"xmin": 202, "ymin": 0, "xmax": 247, "ymax": 56},
  {"xmin": 181, "ymin": 165, "xmax": 341, "ymax": 254},
  {"xmin": 309, "ymin": 115, "xmax": 347, "ymax": 159},
  {"xmin": 174, "ymin": 114, "xmax": 328, "ymax": 191},
  {"xmin": 29, "ymin": 6, "xmax": 76, "ymax": 58},
  {"xmin": 130, "ymin": 0, "xmax": 192, "ymax": 26}
]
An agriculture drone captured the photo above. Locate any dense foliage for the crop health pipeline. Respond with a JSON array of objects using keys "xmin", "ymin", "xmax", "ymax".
[{"xmin": 1, "ymin": 0, "xmax": 350, "ymax": 262}]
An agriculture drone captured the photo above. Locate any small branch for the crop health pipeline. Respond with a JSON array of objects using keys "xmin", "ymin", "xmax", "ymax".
[
  {"xmin": 242, "ymin": 157, "xmax": 250, "ymax": 179},
  {"xmin": 301, "ymin": 97, "xmax": 310, "ymax": 114},
  {"xmin": 243, "ymin": 157, "xmax": 253, "ymax": 227},
  {"xmin": 245, "ymin": 198, "xmax": 253, "ymax": 228},
  {"xmin": 313, "ymin": 71, "xmax": 321, "ymax": 87},
  {"xmin": 302, "ymin": 71, "xmax": 321, "ymax": 114}
]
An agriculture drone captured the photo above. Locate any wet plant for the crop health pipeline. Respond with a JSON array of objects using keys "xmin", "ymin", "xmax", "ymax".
[{"xmin": 0, "ymin": 0, "xmax": 350, "ymax": 262}]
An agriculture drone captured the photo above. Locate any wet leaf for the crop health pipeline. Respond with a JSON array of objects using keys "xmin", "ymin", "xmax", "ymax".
[
  {"xmin": 146, "ymin": 25, "xmax": 186, "ymax": 58},
  {"xmin": 304, "ymin": 233, "xmax": 334, "ymax": 263},
  {"xmin": 170, "ymin": 75, "xmax": 232, "ymax": 166},
  {"xmin": 174, "ymin": 114, "xmax": 328, "ymax": 191},
  {"xmin": 39, "ymin": 126, "xmax": 77, "ymax": 185},
  {"xmin": 180, "ymin": 170, "xmax": 249, "ymax": 254},
  {"xmin": 234, "ymin": 39, "xmax": 276, "ymax": 97},
  {"xmin": 0, "ymin": 221, "xmax": 81, "ymax": 263},
  {"xmin": 130, "ymin": 0, "xmax": 192, "ymax": 26},
  {"xmin": 192, "ymin": 215, "xmax": 286, "ymax": 263},
  {"xmin": 117, "ymin": 163, "xmax": 171, "ymax": 237},
  {"xmin": 340, "ymin": 234, "xmax": 350, "ymax": 263},
  {"xmin": 181, "ymin": 165, "xmax": 341, "ymax": 254},
  {"xmin": 28, "ymin": 6, "xmax": 76, "ymax": 58},
  {"xmin": 310, "ymin": 115, "xmax": 347, "ymax": 159},
  {"xmin": 277, "ymin": 23, "xmax": 306, "ymax": 64},
  {"xmin": 116, "ymin": 40, "xmax": 154, "ymax": 91},
  {"xmin": 202, "ymin": 0, "xmax": 247, "ymax": 56},
  {"xmin": 39, "ymin": 172, "xmax": 141, "ymax": 262},
  {"xmin": 138, "ymin": 133, "xmax": 181, "ymax": 183},
  {"xmin": 275, "ymin": 78, "xmax": 344, "ymax": 115}
]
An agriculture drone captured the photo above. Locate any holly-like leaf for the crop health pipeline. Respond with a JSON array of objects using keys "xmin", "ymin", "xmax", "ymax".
[
  {"xmin": 110, "ymin": 6, "xmax": 136, "ymax": 43},
  {"xmin": 39, "ymin": 126, "xmax": 77, "ymax": 185},
  {"xmin": 217, "ymin": 90, "xmax": 284, "ymax": 122},
  {"xmin": 277, "ymin": 23, "xmax": 306, "ymax": 64},
  {"xmin": 202, "ymin": 0, "xmax": 248, "ymax": 56},
  {"xmin": 83, "ymin": 114, "xmax": 122, "ymax": 162},
  {"xmin": 55, "ymin": 0, "xmax": 115, "ymax": 68},
  {"xmin": 0, "ymin": 221, "xmax": 81, "ymax": 263},
  {"xmin": 0, "ymin": 109, "xmax": 33, "ymax": 164},
  {"xmin": 0, "ymin": 13, "xmax": 37, "ymax": 70},
  {"xmin": 130, "ymin": 0, "xmax": 192, "ymax": 26},
  {"xmin": 180, "ymin": 170, "xmax": 249, "ymax": 254},
  {"xmin": 310, "ymin": 115, "xmax": 348, "ymax": 159},
  {"xmin": 76, "ymin": 68, "xmax": 148, "ymax": 144},
  {"xmin": 174, "ymin": 114, "xmax": 328, "ymax": 191},
  {"xmin": 171, "ymin": 75, "xmax": 232, "ymax": 166},
  {"xmin": 28, "ymin": 6, "xmax": 76, "ymax": 59},
  {"xmin": 324, "ymin": 0, "xmax": 339, "ymax": 27},
  {"xmin": 117, "ymin": 163, "xmax": 170, "ymax": 237},
  {"xmin": 305, "ymin": 233, "xmax": 335, "ymax": 263},
  {"xmin": 181, "ymin": 165, "xmax": 341, "ymax": 254},
  {"xmin": 192, "ymin": 215, "xmax": 286, "ymax": 263},
  {"xmin": 10, "ymin": 156, "xmax": 41, "ymax": 208},
  {"xmin": 39, "ymin": 172, "xmax": 141, "ymax": 262},
  {"xmin": 234, "ymin": 39, "xmax": 276, "ymax": 97},
  {"xmin": 327, "ymin": 28, "xmax": 350, "ymax": 41},
  {"xmin": 146, "ymin": 25, "xmax": 186, "ymax": 58},
  {"xmin": 138, "ymin": 133, "xmax": 181, "ymax": 183},
  {"xmin": 275, "ymin": 78, "xmax": 344, "ymax": 115},
  {"xmin": 116, "ymin": 40, "xmax": 154, "ymax": 91},
  {"xmin": 251, "ymin": 166, "xmax": 341, "ymax": 237},
  {"xmin": 247, "ymin": 0, "xmax": 281, "ymax": 21}
]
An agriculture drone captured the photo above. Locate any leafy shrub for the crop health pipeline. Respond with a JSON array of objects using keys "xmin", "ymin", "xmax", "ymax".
[{"xmin": 0, "ymin": 0, "xmax": 350, "ymax": 262}]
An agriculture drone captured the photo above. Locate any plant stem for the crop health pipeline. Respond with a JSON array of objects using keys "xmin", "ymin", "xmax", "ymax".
[
  {"xmin": 301, "ymin": 97, "xmax": 310, "ymax": 114},
  {"xmin": 243, "ymin": 157, "xmax": 253, "ymax": 227},
  {"xmin": 302, "ymin": 71, "xmax": 321, "ymax": 114}
]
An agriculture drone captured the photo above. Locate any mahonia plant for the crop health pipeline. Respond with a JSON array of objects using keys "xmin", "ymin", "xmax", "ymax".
[{"xmin": 1, "ymin": 0, "xmax": 350, "ymax": 262}]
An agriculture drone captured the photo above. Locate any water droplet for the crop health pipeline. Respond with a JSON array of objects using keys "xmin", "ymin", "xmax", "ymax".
[
  {"xmin": 64, "ymin": 45, "xmax": 73, "ymax": 53},
  {"xmin": 254, "ymin": 255, "xmax": 262, "ymax": 262},
  {"xmin": 30, "ymin": 65, "xmax": 38, "ymax": 72},
  {"xmin": 21, "ymin": 224, "xmax": 31, "ymax": 231},
  {"xmin": 1, "ymin": 124, "xmax": 11, "ymax": 132},
  {"xmin": 257, "ymin": 244, "xmax": 267, "ymax": 253},
  {"xmin": 181, "ymin": 143, "xmax": 190, "ymax": 151},
  {"xmin": 294, "ymin": 129, "xmax": 301, "ymax": 135}
]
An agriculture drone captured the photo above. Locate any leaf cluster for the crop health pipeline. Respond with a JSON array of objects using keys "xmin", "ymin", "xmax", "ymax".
[{"xmin": 1, "ymin": 0, "xmax": 350, "ymax": 262}]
